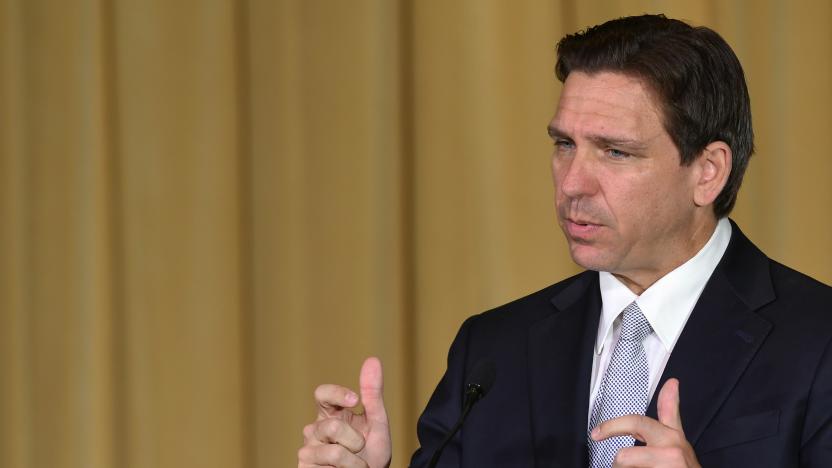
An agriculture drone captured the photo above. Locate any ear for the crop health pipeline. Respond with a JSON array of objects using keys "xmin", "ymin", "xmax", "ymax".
[{"xmin": 693, "ymin": 141, "xmax": 732, "ymax": 207}]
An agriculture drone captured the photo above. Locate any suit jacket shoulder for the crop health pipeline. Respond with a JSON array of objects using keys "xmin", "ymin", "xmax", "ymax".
[
  {"xmin": 410, "ymin": 270, "xmax": 603, "ymax": 467},
  {"xmin": 466, "ymin": 271, "xmax": 594, "ymax": 338}
]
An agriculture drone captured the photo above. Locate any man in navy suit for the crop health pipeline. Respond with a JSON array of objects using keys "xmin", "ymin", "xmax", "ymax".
[{"xmin": 298, "ymin": 14, "xmax": 832, "ymax": 468}]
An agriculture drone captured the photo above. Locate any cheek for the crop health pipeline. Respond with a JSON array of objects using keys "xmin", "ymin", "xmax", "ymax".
[
  {"xmin": 551, "ymin": 160, "xmax": 566, "ymax": 198},
  {"xmin": 550, "ymin": 156, "xmax": 561, "ymax": 182},
  {"xmin": 621, "ymin": 172, "xmax": 694, "ymax": 236},
  {"xmin": 601, "ymin": 174, "xmax": 647, "ymax": 216},
  {"xmin": 653, "ymin": 167, "xmax": 697, "ymax": 210}
]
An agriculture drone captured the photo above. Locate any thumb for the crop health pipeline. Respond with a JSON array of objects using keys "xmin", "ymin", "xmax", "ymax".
[
  {"xmin": 359, "ymin": 356, "xmax": 389, "ymax": 426},
  {"xmin": 657, "ymin": 378, "xmax": 684, "ymax": 432}
]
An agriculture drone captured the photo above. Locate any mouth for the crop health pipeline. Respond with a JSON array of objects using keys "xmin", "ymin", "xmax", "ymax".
[
  {"xmin": 563, "ymin": 217, "xmax": 603, "ymax": 239},
  {"xmin": 566, "ymin": 217, "xmax": 600, "ymax": 226},
  {"xmin": 566, "ymin": 216, "xmax": 604, "ymax": 228}
]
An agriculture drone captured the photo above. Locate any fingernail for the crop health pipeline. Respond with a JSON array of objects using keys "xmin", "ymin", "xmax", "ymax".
[
  {"xmin": 345, "ymin": 392, "xmax": 358, "ymax": 405},
  {"xmin": 590, "ymin": 427, "xmax": 600, "ymax": 439}
]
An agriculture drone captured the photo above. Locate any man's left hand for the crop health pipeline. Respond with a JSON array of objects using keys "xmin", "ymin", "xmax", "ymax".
[{"xmin": 590, "ymin": 378, "xmax": 701, "ymax": 467}]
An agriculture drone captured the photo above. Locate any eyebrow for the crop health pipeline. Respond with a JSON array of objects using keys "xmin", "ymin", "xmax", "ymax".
[{"xmin": 547, "ymin": 125, "xmax": 648, "ymax": 151}]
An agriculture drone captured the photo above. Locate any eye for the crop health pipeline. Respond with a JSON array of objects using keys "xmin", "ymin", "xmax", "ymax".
[
  {"xmin": 554, "ymin": 138, "xmax": 575, "ymax": 150},
  {"xmin": 606, "ymin": 148, "xmax": 631, "ymax": 159}
]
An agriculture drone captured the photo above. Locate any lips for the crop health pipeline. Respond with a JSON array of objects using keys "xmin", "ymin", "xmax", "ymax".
[
  {"xmin": 564, "ymin": 218, "xmax": 602, "ymax": 239},
  {"xmin": 567, "ymin": 217, "xmax": 600, "ymax": 226}
]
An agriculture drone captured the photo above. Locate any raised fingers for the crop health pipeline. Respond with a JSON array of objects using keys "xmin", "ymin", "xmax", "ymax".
[
  {"xmin": 358, "ymin": 357, "xmax": 388, "ymax": 426},
  {"xmin": 315, "ymin": 384, "xmax": 359, "ymax": 418},
  {"xmin": 657, "ymin": 378, "xmax": 684, "ymax": 431}
]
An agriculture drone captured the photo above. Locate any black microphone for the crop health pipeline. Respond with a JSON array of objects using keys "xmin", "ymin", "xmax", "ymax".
[{"xmin": 427, "ymin": 359, "xmax": 496, "ymax": 468}]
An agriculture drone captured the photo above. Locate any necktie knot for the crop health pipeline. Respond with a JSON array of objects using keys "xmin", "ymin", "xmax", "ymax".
[{"xmin": 619, "ymin": 301, "xmax": 652, "ymax": 342}]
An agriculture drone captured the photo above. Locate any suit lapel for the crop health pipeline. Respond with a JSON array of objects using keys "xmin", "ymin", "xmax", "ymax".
[
  {"xmin": 645, "ymin": 221, "xmax": 775, "ymax": 445},
  {"xmin": 527, "ymin": 272, "xmax": 600, "ymax": 467}
]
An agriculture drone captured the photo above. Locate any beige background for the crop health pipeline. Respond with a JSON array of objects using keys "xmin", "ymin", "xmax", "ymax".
[{"xmin": 1, "ymin": 1, "xmax": 830, "ymax": 467}]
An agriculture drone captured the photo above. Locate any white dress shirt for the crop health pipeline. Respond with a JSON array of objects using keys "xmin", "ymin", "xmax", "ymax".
[{"xmin": 588, "ymin": 218, "xmax": 732, "ymax": 419}]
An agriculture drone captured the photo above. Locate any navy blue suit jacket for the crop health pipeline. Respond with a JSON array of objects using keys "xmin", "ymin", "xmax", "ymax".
[{"xmin": 410, "ymin": 222, "xmax": 832, "ymax": 467}]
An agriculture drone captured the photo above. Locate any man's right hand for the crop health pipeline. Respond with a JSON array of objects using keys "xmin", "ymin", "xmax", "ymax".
[{"xmin": 298, "ymin": 357, "xmax": 392, "ymax": 468}]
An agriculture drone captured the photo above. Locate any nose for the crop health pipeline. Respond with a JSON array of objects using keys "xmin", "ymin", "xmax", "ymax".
[{"xmin": 554, "ymin": 150, "xmax": 598, "ymax": 199}]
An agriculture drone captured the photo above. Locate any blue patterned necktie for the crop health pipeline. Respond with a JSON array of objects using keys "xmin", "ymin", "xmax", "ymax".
[{"xmin": 588, "ymin": 301, "xmax": 653, "ymax": 468}]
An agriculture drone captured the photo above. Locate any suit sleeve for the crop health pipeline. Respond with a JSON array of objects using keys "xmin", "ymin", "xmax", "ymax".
[
  {"xmin": 409, "ymin": 316, "xmax": 476, "ymax": 468},
  {"xmin": 801, "ymin": 335, "xmax": 832, "ymax": 466}
]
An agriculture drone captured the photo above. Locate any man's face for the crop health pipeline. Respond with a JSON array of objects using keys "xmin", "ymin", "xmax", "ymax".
[{"xmin": 549, "ymin": 71, "xmax": 703, "ymax": 288}]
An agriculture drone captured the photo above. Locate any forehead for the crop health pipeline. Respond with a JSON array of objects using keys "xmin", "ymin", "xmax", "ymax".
[{"xmin": 551, "ymin": 71, "xmax": 666, "ymax": 140}]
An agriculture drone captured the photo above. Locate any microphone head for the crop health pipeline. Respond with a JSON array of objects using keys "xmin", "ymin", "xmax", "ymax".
[{"xmin": 464, "ymin": 359, "xmax": 496, "ymax": 401}]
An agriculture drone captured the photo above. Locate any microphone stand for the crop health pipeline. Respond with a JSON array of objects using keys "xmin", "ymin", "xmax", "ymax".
[{"xmin": 426, "ymin": 382, "xmax": 486, "ymax": 468}]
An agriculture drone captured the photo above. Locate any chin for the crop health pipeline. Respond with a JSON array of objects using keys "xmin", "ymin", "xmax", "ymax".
[{"xmin": 568, "ymin": 243, "xmax": 614, "ymax": 272}]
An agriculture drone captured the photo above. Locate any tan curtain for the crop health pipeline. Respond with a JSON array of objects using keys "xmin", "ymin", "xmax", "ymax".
[{"xmin": 1, "ymin": 1, "xmax": 830, "ymax": 467}]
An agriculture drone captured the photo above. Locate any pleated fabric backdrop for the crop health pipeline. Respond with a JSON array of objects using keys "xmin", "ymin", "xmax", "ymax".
[{"xmin": 1, "ymin": 1, "xmax": 830, "ymax": 467}]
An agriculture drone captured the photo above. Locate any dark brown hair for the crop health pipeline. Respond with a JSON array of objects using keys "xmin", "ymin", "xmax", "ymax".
[{"xmin": 555, "ymin": 14, "xmax": 753, "ymax": 217}]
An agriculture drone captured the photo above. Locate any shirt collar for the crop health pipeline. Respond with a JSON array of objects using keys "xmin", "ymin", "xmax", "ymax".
[{"xmin": 595, "ymin": 218, "xmax": 732, "ymax": 354}]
